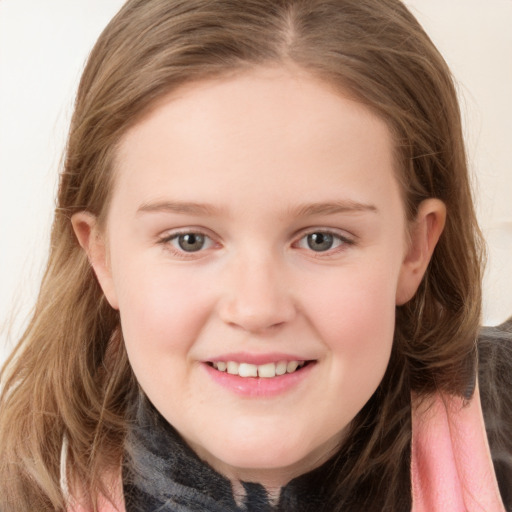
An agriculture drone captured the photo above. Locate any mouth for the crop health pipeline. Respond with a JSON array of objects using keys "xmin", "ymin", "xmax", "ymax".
[{"xmin": 206, "ymin": 360, "xmax": 315, "ymax": 378}]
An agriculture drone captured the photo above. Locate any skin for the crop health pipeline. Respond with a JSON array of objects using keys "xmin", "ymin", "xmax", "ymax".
[{"xmin": 73, "ymin": 66, "xmax": 445, "ymax": 495}]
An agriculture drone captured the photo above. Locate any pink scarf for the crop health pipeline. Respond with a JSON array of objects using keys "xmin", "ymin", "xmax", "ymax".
[
  {"xmin": 411, "ymin": 381, "xmax": 505, "ymax": 511},
  {"xmin": 69, "ymin": 381, "xmax": 506, "ymax": 512}
]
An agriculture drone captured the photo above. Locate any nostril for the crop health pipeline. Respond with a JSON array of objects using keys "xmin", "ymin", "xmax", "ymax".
[{"xmin": 219, "ymin": 300, "xmax": 296, "ymax": 333}]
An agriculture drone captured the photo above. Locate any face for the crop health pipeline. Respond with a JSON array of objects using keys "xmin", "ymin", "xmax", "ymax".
[{"xmin": 75, "ymin": 67, "xmax": 442, "ymax": 487}]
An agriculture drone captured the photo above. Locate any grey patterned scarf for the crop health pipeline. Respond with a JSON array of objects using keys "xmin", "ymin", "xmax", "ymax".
[{"xmin": 122, "ymin": 394, "xmax": 333, "ymax": 511}]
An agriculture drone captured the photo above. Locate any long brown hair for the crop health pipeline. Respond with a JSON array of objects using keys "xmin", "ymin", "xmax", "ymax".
[{"xmin": 0, "ymin": 1, "xmax": 484, "ymax": 510}]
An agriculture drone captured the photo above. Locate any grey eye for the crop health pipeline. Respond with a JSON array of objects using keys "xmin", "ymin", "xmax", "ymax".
[
  {"xmin": 306, "ymin": 232, "xmax": 334, "ymax": 252},
  {"xmin": 176, "ymin": 233, "xmax": 206, "ymax": 252},
  {"xmin": 296, "ymin": 231, "xmax": 350, "ymax": 253}
]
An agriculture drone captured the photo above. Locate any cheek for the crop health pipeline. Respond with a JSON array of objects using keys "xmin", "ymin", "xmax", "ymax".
[
  {"xmin": 112, "ymin": 257, "xmax": 215, "ymax": 358},
  {"xmin": 302, "ymin": 262, "xmax": 398, "ymax": 375}
]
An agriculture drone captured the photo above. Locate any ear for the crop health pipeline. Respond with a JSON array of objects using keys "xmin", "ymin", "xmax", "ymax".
[
  {"xmin": 71, "ymin": 212, "xmax": 119, "ymax": 310},
  {"xmin": 396, "ymin": 199, "xmax": 446, "ymax": 305}
]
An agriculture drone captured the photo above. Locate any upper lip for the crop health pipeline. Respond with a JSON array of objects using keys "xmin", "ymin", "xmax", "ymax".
[{"xmin": 204, "ymin": 352, "xmax": 316, "ymax": 365}]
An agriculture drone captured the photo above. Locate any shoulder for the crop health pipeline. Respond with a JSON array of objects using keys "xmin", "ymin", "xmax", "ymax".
[{"xmin": 478, "ymin": 318, "xmax": 512, "ymax": 510}]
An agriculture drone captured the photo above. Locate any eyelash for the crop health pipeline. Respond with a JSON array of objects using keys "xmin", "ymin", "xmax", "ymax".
[
  {"xmin": 294, "ymin": 229, "xmax": 355, "ymax": 256},
  {"xmin": 157, "ymin": 228, "xmax": 355, "ymax": 259},
  {"xmin": 158, "ymin": 230, "xmax": 217, "ymax": 259}
]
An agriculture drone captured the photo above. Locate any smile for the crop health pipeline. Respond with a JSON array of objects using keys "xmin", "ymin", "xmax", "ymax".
[
  {"xmin": 207, "ymin": 360, "xmax": 311, "ymax": 378},
  {"xmin": 203, "ymin": 357, "xmax": 317, "ymax": 397}
]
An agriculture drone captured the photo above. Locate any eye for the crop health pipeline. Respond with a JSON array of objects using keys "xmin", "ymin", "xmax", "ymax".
[
  {"xmin": 163, "ymin": 232, "xmax": 215, "ymax": 253},
  {"xmin": 296, "ymin": 231, "xmax": 351, "ymax": 252}
]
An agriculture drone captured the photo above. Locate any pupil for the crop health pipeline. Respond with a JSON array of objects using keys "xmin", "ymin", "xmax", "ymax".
[
  {"xmin": 178, "ymin": 233, "xmax": 205, "ymax": 252},
  {"xmin": 307, "ymin": 232, "xmax": 333, "ymax": 252}
]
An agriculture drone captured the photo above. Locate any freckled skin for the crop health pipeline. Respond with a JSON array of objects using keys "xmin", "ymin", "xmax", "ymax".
[{"xmin": 77, "ymin": 67, "xmax": 443, "ymax": 490}]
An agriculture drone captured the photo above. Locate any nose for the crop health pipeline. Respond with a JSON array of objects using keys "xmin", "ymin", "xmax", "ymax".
[{"xmin": 218, "ymin": 252, "xmax": 296, "ymax": 333}]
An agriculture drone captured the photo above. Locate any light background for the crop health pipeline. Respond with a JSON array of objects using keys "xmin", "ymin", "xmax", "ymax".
[{"xmin": 1, "ymin": 0, "xmax": 511, "ymax": 365}]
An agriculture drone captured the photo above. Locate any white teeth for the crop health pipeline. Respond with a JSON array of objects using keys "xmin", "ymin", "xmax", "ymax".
[
  {"xmin": 258, "ymin": 362, "xmax": 276, "ymax": 378},
  {"xmin": 287, "ymin": 361, "xmax": 299, "ymax": 373},
  {"xmin": 227, "ymin": 361, "xmax": 239, "ymax": 375},
  {"xmin": 275, "ymin": 361, "xmax": 287, "ymax": 376},
  {"xmin": 211, "ymin": 360, "xmax": 307, "ymax": 378},
  {"xmin": 239, "ymin": 363, "xmax": 258, "ymax": 377}
]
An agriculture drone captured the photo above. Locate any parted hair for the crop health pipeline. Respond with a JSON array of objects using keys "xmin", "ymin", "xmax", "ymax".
[{"xmin": 0, "ymin": 1, "xmax": 484, "ymax": 510}]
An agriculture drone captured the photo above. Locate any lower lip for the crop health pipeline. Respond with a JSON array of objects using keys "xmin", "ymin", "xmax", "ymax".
[{"xmin": 202, "ymin": 362, "xmax": 316, "ymax": 397}]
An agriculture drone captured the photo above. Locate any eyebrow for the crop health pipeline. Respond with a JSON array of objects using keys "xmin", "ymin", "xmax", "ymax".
[
  {"xmin": 290, "ymin": 200, "xmax": 378, "ymax": 217},
  {"xmin": 137, "ymin": 200, "xmax": 224, "ymax": 216}
]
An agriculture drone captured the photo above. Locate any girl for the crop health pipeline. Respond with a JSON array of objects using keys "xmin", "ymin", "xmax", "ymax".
[{"xmin": 0, "ymin": 1, "xmax": 510, "ymax": 511}]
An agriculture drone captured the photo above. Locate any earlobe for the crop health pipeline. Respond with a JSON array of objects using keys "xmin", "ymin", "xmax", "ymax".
[
  {"xmin": 396, "ymin": 199, "xmax": 446, "ymax": 305},
  {"xmin": 71, "ymin": 212, "xmax": 119, "ymax": 310}
]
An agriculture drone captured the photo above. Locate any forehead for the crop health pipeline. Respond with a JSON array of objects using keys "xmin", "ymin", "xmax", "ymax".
[{"xmin": 112, "ymin": 66, "xmax": 402, "ymax": 218}]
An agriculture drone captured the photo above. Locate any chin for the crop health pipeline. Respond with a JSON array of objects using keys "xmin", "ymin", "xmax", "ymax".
[
  {"xmin": 195, "ymin": 428, "xmax": 335, "ymax": 480},
  {"xmin": 177, "ymin": 411, "xmax": 345, "ymax": 479}
]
